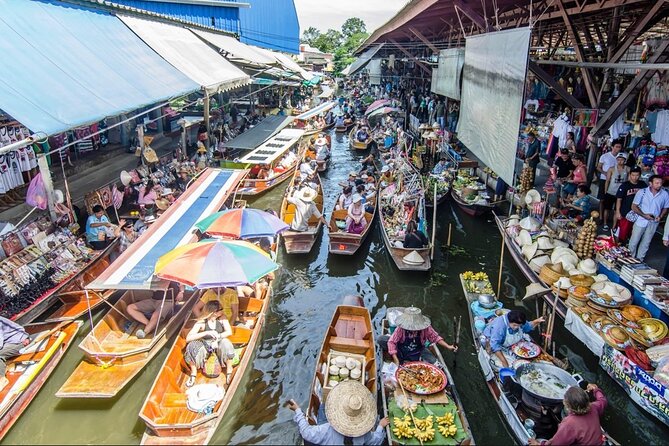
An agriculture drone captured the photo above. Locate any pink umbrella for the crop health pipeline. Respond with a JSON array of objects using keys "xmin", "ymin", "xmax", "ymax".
[{"xmin": 365, "ymin": 99, "xmax": 391, "ymax": 115}]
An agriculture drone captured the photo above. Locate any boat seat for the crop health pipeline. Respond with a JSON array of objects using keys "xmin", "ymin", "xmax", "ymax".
[
  {"xmin": 162, "ymin": 392, "xmax": 187, "ymax": 407},
  {"xmin": 329, "ymin": 336, "xmax": 370, "ymax": 354},
  {"xmin": 332, "ymin": 209, "xmax": 347, "ymax": 220},
  {"xmin": 239, "ymin": 297, "xmax": 263, "ymax": 314}
]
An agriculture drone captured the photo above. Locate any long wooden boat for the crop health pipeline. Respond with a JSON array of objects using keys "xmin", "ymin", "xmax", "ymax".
[
  {"xmin": 458, "ymin": 272, "xmax": 618, "ymax": 445},
  {"xmin": 0, "ymin": 320, "xmax": 82, "ymax": 440},
  {"xmin": 335, "ymin": 119, "xmax": 355, "ymax": 133},
  {"xmin": 379, "ymin": 157, "xmax": 431, "ymax": 271},
  {"xmin": 139, "ymin": 288, "xmax": 272, "ymax": 444},
  {"xmin": 328, "ymin": 193, "xmax": 377, "ymax": 255},
  {"xmin": 306, "ymin": 298, "xmax": 377, "ymax": 426},
  {"xmin": 349, "ymin": 125, "xmax": 373, "ymax": 151},
  {"xmin": 424, "ymin": 176, "xmax": 451, "ymax": 209},
  {"xmin": 380, "ymin": 315, "xmax": 474, "ymax": 445},
  {"xmin": 450, "ymin": 188, "xmax": 494, "ymax": 217},
  {"xmin": 235, "ymin": 129, "xmax": 305, "ymax": 196},
  {"xmin": 279, "ymin": 169, "xmax": 324, "ymax": 254}
]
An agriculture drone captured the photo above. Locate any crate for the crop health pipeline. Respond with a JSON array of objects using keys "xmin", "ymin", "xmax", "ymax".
[{"xmin": 322, "ymin": 349, "xmax": 367, "ymax": 402}]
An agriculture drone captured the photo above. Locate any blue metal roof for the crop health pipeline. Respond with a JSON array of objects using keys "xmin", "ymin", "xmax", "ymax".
[
  {"xmin": 239, "ymin": 0, "xmax": 299, "ymax": 54},
  {"xmin": 111, "ymin": 0, "xmax": 241, "ymax": 33}
]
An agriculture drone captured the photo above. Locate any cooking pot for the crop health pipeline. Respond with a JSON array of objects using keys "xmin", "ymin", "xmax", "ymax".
[
  {"xmin": 477, "ymin": 294, "xmax": 497, "ymax": 309},
  {"xmin": 512, "ymin": 362, "xmax": 583, "ymax": 405}
]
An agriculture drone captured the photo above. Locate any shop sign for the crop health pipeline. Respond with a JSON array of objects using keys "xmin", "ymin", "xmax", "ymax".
[{"xmin": 600, "ymin": 344, "xmax": 669, "ymax": 427}]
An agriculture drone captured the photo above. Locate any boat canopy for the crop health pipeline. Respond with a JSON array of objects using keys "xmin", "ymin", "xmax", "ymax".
[
  {"xmin": 294, "ymin": 101, "xmax": 336, "ymax": 121},
  {"xmin": 239, "ymin": 129, "xmax": 304, "ymax": 165},
  {"xmin": 87, "ymin": 169, "xmax": 247, "ymax": 291},
  {"xmin": 223, "ymin": 115, "xmax": 294, "ymax": 151}
]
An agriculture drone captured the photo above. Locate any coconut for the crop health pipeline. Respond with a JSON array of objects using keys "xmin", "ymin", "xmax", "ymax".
[
  {"xmin": 335, "ymin": 355, "xmax": 347, "ymax": 367},
  {"xmin": 339, "ymin": 367, "xmax": 349, "ymax": 378},
  {"xmin": 350, "ymin": 368, "xmax": 362, "ymax": 379},
  {"xmin": 346, "ymin": 357, "xmax": 357, "ymax": 370},
  {"xmin": 329, "ymin": 365, "xmax": 339, "ymax": 376}
]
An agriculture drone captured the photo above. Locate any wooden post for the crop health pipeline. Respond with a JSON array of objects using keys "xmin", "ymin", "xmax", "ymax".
[
  {"xmin": 497, "ymin": 232, "xmax": 505, "ymax": 295},
  {"xmin": 430, "ymin": 184, "xmax": 437, "ymax": 260},
  {"xmin": 447, "ymin": 223, "xmax": 453, "ymax": 247},
  {"xmin": 203, "ymin": 94, "xmax": 210, "ymax": 151}
]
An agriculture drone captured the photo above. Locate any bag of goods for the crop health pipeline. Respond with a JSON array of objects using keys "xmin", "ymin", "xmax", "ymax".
[{"xmin": 653, "ymin": 355, "xmax": 669, "ymax": 387}]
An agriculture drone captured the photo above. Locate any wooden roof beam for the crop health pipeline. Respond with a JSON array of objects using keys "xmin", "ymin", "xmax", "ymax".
[
  {"xmin": 453, "ymin": 0, "xmax": 489, "ymax": 31},
  {"xmin": 609, "ymin": 0, "xmax": 668, "ymax": 63},
  {"xmin": 388, "ymin": 39, "xmax": 432, "ymax": 75},
  {"xmin": 409, "ymin": 27, "xmax": 440, "ymax": 54},
  {"xmin": 529, "ymin": 61, "xmax": 586, "ymax": 109}
]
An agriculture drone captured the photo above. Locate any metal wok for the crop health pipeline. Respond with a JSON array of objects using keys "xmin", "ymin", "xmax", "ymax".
[{"xmin": 512, "ymin": 361, "xmax": 582, "ymax": 405}]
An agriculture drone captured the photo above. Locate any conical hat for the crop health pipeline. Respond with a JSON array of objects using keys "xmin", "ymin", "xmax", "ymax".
[
  {"xmin": 524, "ymin": 189, "xmax": 542, "ymax": 206},
  {"xmin": 523, "ymin": 283, "xmax": 551, "ymax": 300},
  {"xmin": 396, "ymin": 306, "xmax": 431, "ymax": 330},
  {"xmin": 325, "ymin": 380, "xmax": 377, "ymax": 437},
  {"xmin": 519, "ymin": 216, "xmax": 540, "ymax": 231},
  {"xmin": 516, "ymin": 229, "xmax": 532, "ymax": 246},
  {"xmin": 578, "ymin": 259, "xmax": 597, "ymax": 275},
  {"xmin": 529, "ymin": 255, "xmax": 551, "ymax": 272},
  {"xmin": 522, "ymin": 242, "xmax": 539, "ymax": 260},
  {"xmin": 120, "ymin": 170, "xmax": 132, "ymax": 186},
  {"xmin": 402, "ymin": 250, "xmax": 425, "ymax": 265},
  {"xmin": 537, "ymin": 236, "xmax": 554, "ymax": 250},
  {"xmin": 297, "ymin": 187, "xmax": 318, "ymax": 202}
]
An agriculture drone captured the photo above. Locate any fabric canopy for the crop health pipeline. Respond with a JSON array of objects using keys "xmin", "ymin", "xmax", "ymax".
[
  {"xmin": 431, "ymin": 48, "xmax": 465, "ymax": 100},
  {"xmin": 252, "ymin": 47, "xmax": 311, "ymax": 80},
  {"xmin": 88, "ymin": 169, "xmax": 247, "ymax": 290},
  {"xmin": 294, "ymin": 101, "xmax": 335, "ymax": 120},
  {"xmin": 347, "ymin": 44, "xmax": 384, "ymax": 77},
  {"xmin": 0, "ymin": 0, "xmax": 198, "ymax": 135},
  {"xmin": 119, "ymin": 15, "xmax": 250, "ymax": 94},
  {"xmin": 190, "ymin": 29, "xmax": 276, "ymax": 67},
  {"xmin": 223, "ymin": 115, "xmax": 293, "ymax": 150}
]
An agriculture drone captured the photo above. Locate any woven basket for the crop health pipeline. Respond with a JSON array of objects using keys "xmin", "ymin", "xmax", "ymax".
[
  {"xmin": 570, "ymin": 274, "xmax": 595, "ymax": 287},
  {"xmin": 551, "ymin": 285, "xmax": 569, "ymax": 299},
  {"xmin": 540, "ymin": 263, "xmax": 564, "ymax": 285}
]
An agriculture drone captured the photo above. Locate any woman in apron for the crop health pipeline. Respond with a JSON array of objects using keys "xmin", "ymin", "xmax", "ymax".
[{"xmin": 482, "ymin": 310, "xmax": 544, "ymax": 369}]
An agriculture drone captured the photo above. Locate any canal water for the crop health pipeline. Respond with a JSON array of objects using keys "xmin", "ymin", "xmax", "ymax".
[{"xmin": 4, "ymin": 130, "xmax": 667, "ymax": 445}]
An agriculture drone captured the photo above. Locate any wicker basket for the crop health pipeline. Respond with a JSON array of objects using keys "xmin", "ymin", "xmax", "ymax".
[
  {"xmin": 570, "ymin": 274, "xmax": 595, "ymax": 287},
  {"xmin": 551, "ymin": 285, "xmax": 569, "ymax": 299},
  {"xmin": 540, "ymin": 263, "xmax": 565, "ymax": 285}
]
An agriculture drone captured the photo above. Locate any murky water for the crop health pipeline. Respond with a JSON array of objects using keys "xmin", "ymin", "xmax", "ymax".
[{"xmin": 4, "ymin": 131, "xmax": 667, "ymax": 445}]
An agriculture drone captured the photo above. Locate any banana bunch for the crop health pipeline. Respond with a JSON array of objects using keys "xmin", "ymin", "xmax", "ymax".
[
  {"xmin": 439, "ymin": 424, "xmax": 458, "ymax": 437},
  {"xmin": 400, "ymin": 402, "xmax": 418, "ymax": 413},
  {"xmin": 392, "ymin": 416, "xmax": 414, "ymax": 439},
  {"xmin": 414, "ymin": 415, "xmax": 433, "ymax": 430},
  {"xmin": 414, "ymin": 425, "xmax": 435, "ymax": 442},
  {"xmin": 462, "ymin": 271, "xmax": 489, "ymax": 281},
  {"xmin": 436, "ymin": 413, "xmax": 454, "ymax": 426}
]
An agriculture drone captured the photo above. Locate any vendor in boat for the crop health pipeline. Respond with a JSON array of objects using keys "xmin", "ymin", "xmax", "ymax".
[
  {"xmin": 432, "ymin": 157, "xmax": 449, "ymax": 175},
  {"xmin": 175, "ymin": 167, "xmax": 192, "ymax": 193},
  {"xmin": 482, "ymin": 309, "xmax": 544, "ymax": 368},
  {"xmin": 339, "ymin": 171, "xmax": 359, "ymax": 189},
  {"xmin": 257, "ymin": 164, "xmax": 272, "ymax": 180},
  {"xmin": 0, "ymin": 316, "xmax": 30, "ymax": 390},
  {"xmin": 286, "ymin": 186, "xmax": 330, "ymax": 232},
  {"xmin": 346, "ymin": 194, "xmax": 367, "ymax": 234},
  {"xmin": 184, "ymin": 300, "xmax": 235, "ymax": 387},
  {"xmin": 335, "ymin": 115, "xmax": 345, "ymax": 127},
  {"xmin": 126, "ymin": 281, "xmax": 184, "ymax": 339},
  {"xmin": 383, "ymin": 130, "xmax": 394, "ymax": 150},
  {"xmin": 379, "ymin": 307, "xmax": 457, "ymax": 365},
  {"xmin": 379, "ymin": 165, "xmax": 394, "ymax": 187},
  {"xmin": 288, "ymin": 380, "xmax": 388, "ymax": 445},
  {"xmin": 315, "ymin": 137, "xmax": 330, "ymax": 161},
  {"xmin": 528, "ymin": 384, "xmax": 607, "ymax": 446},
  {"xmin": 403, "ymin": 220, "xmax": 428, "ymax": 249},
  {"xmin": 336, "ymin": 186, "xmax": 354, "ymax": 211},
  {"xmin": 193, "ymin": 287, "xmax": 241, "ymax": 326},
  {"xmin": 356, "ymin": 126, "xmax": 369, "ymax": 142},
  {"xmin": 300, "ymin": 157, "xmax": 317, "ymax": 179}
]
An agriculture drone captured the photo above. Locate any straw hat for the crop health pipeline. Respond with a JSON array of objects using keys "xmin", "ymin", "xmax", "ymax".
[
  {"xmin": 524, "ymin": 189, "xmax": 542, "ymax": 206},
  {"xmin": 522, "ymin": 242, "xmax": 539, "ymax": 260},
  {"xmin": 550, "ymin": 247, "xmax": 577, "ymax": 264},
  {"xmin": 120, "ymin": 170, "xmax": 132, "ymax": 186},
  {"xmin": 349, "ymin": 171, "xmax": 358, "ymax": 177},
  {"xmin": 537, "ymin": 236, "xmax": 554, "ymax": 250},
  {"xmin": 516, "ymin": 229, "xmax": 532, "ymax": 246},
  {"xmin": 155, "ymin": 198, "xmax": 170, "ymax": 211},
  {"xmin": 161, "ymin": 188, "xmax": 174, "ymax": 196},
  {"xmin": 396, "ymin": 306, "xmax": 431, "ymax": 330},
  {"xmin": 555, "ymin": 277, "xmax": 573, "ymax": 289},
  {"xmin": 197, "ymin": 146, "xmax": 207, "ymax": 154},
  {"xmin": 519, "ymin": 216, "xmax": 540, "ymax": 231},
  {"xmin": 53, "ymin": 189, "xmax": 65, "ymax": 204},
  {"xmin": 418, "ymin": 123, "xmax": 430, "ymax": 130},
  {"xmin": 144, "ymin": 215, "xmax": 156, "ymax": 224},
  {"xmin": 381, "ymin": 165, "xmax": 390, "ymax": 173},
  {"xmin": 297, "ymin": 187, "xmax": 318, "ymax": 202},
  {"xmin": 577, "ymin": 259, "xmax": 597, "ymax": 275},
  {"xmin": 432, "ymin": 122, "xmax": 440, "ymax": 129},
  {"xmin": 506, "ymin": 214, "xmax": 521, "ymax": 227},
  {"xmin": 523, "ymin": 283, "xmax": 551, "ymax": 300},
  {"xmin": 402, "ymin": 250, "xmax": 425, "ymax": 266},
  {"xmin": 553, "ymin": 239, "xmax": 569, "ymax": 249},
  {"xmin": 529, "ymin": 255, "xmax": 551, "ymax": 272},
  {"xmin": 325, "ymin": 380, "xmax": 377, "ymax": 437},
  {"xmin": 593, "ymin": 274, "xmax": 608, "ymax": 283}
]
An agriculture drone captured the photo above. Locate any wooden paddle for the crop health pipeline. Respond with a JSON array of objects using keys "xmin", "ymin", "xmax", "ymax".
[{"xmin": 453, "ymin": 316, "xmax": 462, "ymax": 369}]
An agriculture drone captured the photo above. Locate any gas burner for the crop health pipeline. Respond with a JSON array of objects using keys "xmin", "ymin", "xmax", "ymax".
[{"xmin": 520, "ymin": 390, "xmax": 561, "ymax": 439}]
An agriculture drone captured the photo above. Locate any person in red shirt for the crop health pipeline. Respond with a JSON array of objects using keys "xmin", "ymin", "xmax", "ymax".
[{"xmin": 529, "ymin": 384, "xmax": 607, "ymax": 446}]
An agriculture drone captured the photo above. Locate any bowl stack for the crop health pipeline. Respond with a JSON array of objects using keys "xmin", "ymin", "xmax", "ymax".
[{"xmin": 567, "ymin": 285, "xmax": 591, "ymax": 307}]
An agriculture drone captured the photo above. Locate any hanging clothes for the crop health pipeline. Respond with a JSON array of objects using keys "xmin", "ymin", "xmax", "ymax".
[
  {"xmin": 609, "ymin": 115, "xmax": 627, "ymax": 140},
  {"xmin": 652, "ymin": 110, "xmax": 669, "ymax": 145}
]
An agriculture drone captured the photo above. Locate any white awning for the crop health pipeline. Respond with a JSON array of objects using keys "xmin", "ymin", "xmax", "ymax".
[
  {"xmin": 253, "ymin": 47, "xmax": 311, "ymax": 80},
  {"xmin": 119, "ymin": 15, "xmax": 249, "ymax": 94},
  {"xmin": 294, "ymin": 101, "xmax": 335, "ymax": 120},
  {"xmin": 190, "ymin": 29, "xmax": 276, "ymax": 67},
  {"xmin": 348, "ymin": 44, "xmax": 384, "ymax": 77},
  {"xmin": 239, "ymin": 128, "xmax": 304, "ymax": 164}
]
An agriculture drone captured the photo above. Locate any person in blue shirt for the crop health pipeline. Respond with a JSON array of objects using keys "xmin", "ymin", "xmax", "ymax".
[
  {"xmin": 482, "ymin": 310, "xmax": 544, "ymax": 368},
  {"xmin": 563, "ymin": 184, "xmax": 592, "ymax": 222},
  {"xmin": 86, "ymin": 204, "xmax": 112, "ymax": 250},
  {"xmin": 432, "ymin": 158, "xmax": 449, "ymax": 175}
]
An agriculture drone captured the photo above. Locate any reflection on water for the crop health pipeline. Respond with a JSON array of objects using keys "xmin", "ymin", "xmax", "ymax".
[{"xmin": 4, "ymin": 131, "xmax": 667, "ymax": 445}]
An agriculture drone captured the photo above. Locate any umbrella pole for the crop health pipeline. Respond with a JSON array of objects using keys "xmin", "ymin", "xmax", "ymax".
[{"xmin": 497, "ymin": 232, "xmax": 506, "ymax": 295}]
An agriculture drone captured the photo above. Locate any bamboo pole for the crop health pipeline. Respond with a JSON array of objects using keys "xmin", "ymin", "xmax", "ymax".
[
  {"xmin": 430, "ymin": 184, "xmax": 437, "ymax": 260},
  {"xmin": 447, "ymin": 223, "xmax": 453, "ymax": 247},
  {"xmin": 398, "ymin": 379, "xmax": 423, "ymax": 446},
  {"xmin": 497, "ymin": 232, "xmax": 506, "ymax": 295}
]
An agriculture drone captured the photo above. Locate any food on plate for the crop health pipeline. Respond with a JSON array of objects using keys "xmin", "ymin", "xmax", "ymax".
[
  {"xmin": 512, "ymin": 341, "xmax": 540, "ymax": 359},
  {"xmin": 396, "ymin": 363, "xmax": 446, "ymax": 394}
]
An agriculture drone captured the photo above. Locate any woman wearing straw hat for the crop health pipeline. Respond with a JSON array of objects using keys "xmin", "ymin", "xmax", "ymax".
[
  {"xmin": 379, "ymin": 307, "xmax": 457, "ymax": 365},
  {"xmin": 286, "ymin": 187, "xmax": 330, "ymax": 232},
  {"xmin": 288, "ymin": 380, "xmax": 388, "ymax": 445}
]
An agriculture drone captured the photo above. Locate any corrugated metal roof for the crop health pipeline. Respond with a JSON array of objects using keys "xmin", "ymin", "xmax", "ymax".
[
  {"xmin": 111, "ymin": 0, "xmax": 240, "ymax": 33},
  {"xmin": 239, "ymin": 0, "xmax": 299, "ymax": 54}
]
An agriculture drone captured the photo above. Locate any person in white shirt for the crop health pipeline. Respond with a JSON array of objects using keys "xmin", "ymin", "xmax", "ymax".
[
  {"xmin": 629, "ymin": 175, "xmax": 669, "ymax": 261},
  {"xmin": 299, "ymin": 157, "xmax": 317, "ymax": 179},
  {"xmin": 286, "ymin": 187, "xmax": 329, "ymax": 232},
  {"xmin": 597, "ymin": 141, "xmax": 622, "ymax": 223}
]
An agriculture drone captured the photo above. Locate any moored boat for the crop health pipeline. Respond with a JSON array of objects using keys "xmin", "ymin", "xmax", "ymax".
[
  {"xmin": 335, "ymin": 118, "xmax": 355, "ymax": 133},
  {"xmin": 328, "ymin": 192, "xmax": 377, "ymax": 255},
  {"xmin": 424, "ymin": 174, "xmax": 452, "ymax": 209},
  {"xmin": 0, "ymin": 320, "xmax": 82, "ymax": 440},
  {"xmin": 380, "ymin": 311, "xmax": 474, "ymax": 445},
  {"xmin": 451, "ymin": 173, "xmax": 494, "ymax": 217},
  {"xmin": 306, "ymin": 298, "xmax": 377, "ymax": 426},
  {"xmin": 349, "ymin": 125, "xmax": 373, "ymax": 151},
  {"xmin": 235, "ymin": 129, "xmax": 305, "ymax": 196},
  {"xmin": 279, "ymin": 167, "xmax": 325, "ymax": 255}
]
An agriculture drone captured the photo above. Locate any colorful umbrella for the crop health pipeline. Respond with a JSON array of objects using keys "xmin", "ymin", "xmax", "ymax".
[
  {"xmin": 154, "ymin": 240, "xmax": 279, "ymax": 288},
  {"xmin": 195, "ymin": 208, "xmax": 288, "ymax": 239},
  {"xmin": 368, "ymin": 107, "xmax": 401, "ymax": 118},
  {"xmin": 365, "ymin": 99, "xmax": 391, "ymax": 115}
]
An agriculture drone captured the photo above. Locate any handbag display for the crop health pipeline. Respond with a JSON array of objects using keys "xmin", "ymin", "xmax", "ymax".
[{"xmin": 1, "ymin": 232, "xmax": 24, "ymax": 257}]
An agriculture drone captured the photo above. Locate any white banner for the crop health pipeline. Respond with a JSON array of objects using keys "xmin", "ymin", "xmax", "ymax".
[
  {"xmin": 368, "ymin": 59, "xmax": 382, "ymax": 85},
  {"xmin": 457, "ymin": 28, "xmax": 531, "ymax": 186},
  {"xmin": 431, "ymin": 48, "xmax": 464, "ymax": 100}
]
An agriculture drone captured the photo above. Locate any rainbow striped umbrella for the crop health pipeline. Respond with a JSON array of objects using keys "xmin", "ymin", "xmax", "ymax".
[
  {"xmin": 194, "ymin": 208, "xmax": 288, "ymax": 239},
  {"xmin": 154, "ymin": 240, "xmax": 278, "ymax": 288}
]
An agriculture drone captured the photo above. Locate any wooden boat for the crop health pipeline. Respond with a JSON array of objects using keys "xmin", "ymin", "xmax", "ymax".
[
  {"xmin": 380, "ymin": 315, "xmax": 474, "ymax": 445},
  {"xmin": 424, "ymin": 176, "xmax": 451, "ymax": 209},
  {"xmin": 450, "ymin": 187, "xmax": 494, "ymax": 217},
  {"xmin": 335, "ymin": 118, "xmax": 355, "ymax": 133},
  {"xmin": 279, "ymin": 168, "xmax": 324, "ymax": 254},
  {"xmin": 56, "ymin": 288, "xmax": 198, "ymax": 398},
  {"xmin": 458, "ymin": 272, "xmax": 618, "ymax": 445},
  {"xmin": 235, "ymin": 129, "xmax": 305, "ymax": 196},
  {"xmin": 0, "ymin": 320, "xmax": 82, "ymax": 440},
  {"xmin": 139, "ymin": 286, "xmax": 272, "ymax": 444},
  {"xmin": 349, "ymin": 125, "xmax": 373, "ymax": 151},
  {"xmin": 328, "ymin": 193, "xmax": 377, "ymax": 255},
  {"xmin": 378, "ymin": 158, "xmax": 431, "ymax": 271},
  {"xmin": 306, "ymin": 297, "xmax": 377, "ymax": 426}
]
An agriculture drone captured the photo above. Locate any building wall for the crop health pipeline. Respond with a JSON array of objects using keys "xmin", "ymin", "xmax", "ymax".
[
  {"xmin": 239, "ymin": 0, "xmax": 299, "ymax": 54},
  {"xmin": 111, "ymin": 0, "xmax": 240, "ymax": 33}
]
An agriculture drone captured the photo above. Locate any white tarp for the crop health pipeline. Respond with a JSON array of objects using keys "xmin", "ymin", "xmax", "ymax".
[
  {"xmin": 119, "ymin": 15, "xmax": 249, "ymax": 94},
  {"xmin": 191, "ymin": 29, "xmax": 276, "ymax": 67},
  {"xmin": 457, "ymin": 28, "xmax": 531, "ymax": 186},
  {"xmin": 368, "ymin": 59, "xmax": 382, "ymax": 85},
  {"xmin": 348, "ymin": 44, "xmax": 384, "ymax": 77},
  {"xmin": 431, "ymin": 48, "xmax": 464, "ymax": 99}
]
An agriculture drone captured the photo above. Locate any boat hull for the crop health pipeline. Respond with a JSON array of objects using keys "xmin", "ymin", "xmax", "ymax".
[
  {"xmin": 235, "ymin": 166, "xmax": 296, "ymax": 196},
  {"xmin": 451, "ymin": 189, "xmax": 493, "ymax": 217},
  {"xmin": 328, "ymin": 194, "xmax": 377, "ymax": 255},
  {"xmin": 280, "ymin": 167, "xmax": 324, "ymax": 255}
]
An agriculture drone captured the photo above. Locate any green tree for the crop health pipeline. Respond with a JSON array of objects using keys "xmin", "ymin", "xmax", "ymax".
[
  {"xmin": 301, "ymin": 26, "xmax": 320, "ymax": 45},
  {"xmin": 341, "ymin": 17, "xmax": 366, "ymax": 39},
  {"xmin": 312, "ymin": 29, "xmax": 343, "ymax": 54}
]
